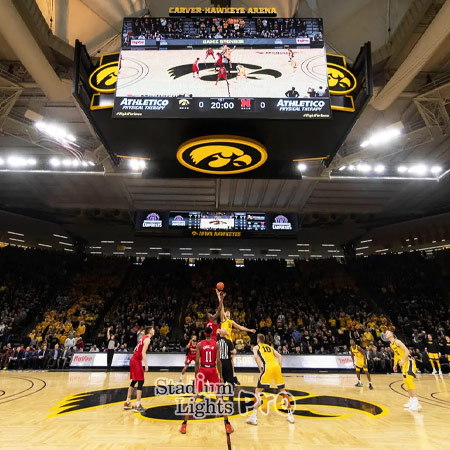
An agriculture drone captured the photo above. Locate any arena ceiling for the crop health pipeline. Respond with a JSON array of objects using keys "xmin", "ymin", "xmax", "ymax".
[{"xmin": 1, "ymin": 0, "xmax": 450, "ymax": 240}]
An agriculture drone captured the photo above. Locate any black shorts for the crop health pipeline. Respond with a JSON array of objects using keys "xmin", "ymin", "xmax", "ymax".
[{"xmin": 221, "ymin": 359, "xmax": 234, "ymax": 385}]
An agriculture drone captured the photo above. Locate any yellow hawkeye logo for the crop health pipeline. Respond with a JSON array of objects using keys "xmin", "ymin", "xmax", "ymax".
[
  {"xmin": 327, "ymin": 63, "xmax": 357, "ymax": 96},
  {"xmin": 89, "ymin": 61, "xmax": 118, "ymax": 94},
  {"xmin": 177, "ymin": 136, "xmax": 267, "ymax": 175}
]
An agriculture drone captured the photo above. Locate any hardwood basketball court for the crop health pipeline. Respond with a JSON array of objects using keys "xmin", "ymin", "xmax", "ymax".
[{"xmin": 1, "ymin": 371, "xmax": 449, "ymax": 449}]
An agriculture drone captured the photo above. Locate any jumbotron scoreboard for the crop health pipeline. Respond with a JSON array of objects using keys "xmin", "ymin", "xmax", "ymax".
[
  {"xmin": 113, "ymin": 16, "xmax": 330, "ymax": 119},
  {"xmin": 135, "ymin": 211, "xmax": 298, "ymax": 235}
]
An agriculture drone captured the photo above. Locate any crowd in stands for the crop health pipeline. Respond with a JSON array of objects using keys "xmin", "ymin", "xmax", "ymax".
[
  {"xmin": 1, "ymin": 245, "xmax": 450, "ymax": 374},
  {"xmin": 123, "ymin": 17, "xmax": 323, "ymax": 43}
]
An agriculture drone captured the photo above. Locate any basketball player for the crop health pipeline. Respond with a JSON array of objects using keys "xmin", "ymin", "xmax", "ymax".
[
  {"xmin": 192, "ymin": 58, "xmax": 200, "ymax": 79},
  {"xmin": 204, "ymin": 47, "xmax": 215, "ymax": 64},
  {"xmin": 123, "ymin": 326, "xmax": 154, "ymax": 412},
  {"xmin": 219, "ymin": 289, "xmax": 256, "ymax": 384},
  {"xmin": 385, "ymin": 330, "xmax": 421, "ymax": 410},
  {"xmin": 216, "ymin": 65, "xmax": 229, "ymax": 87},
  {"xmin": 291, "ymin": 59, "xmax": 297, "ymax": 73},
  {"xmin": 426, "ymin": 333, "xmax": 442, "ymax": 375},
  {"xmin": 206, "ymin": 288, "xmax": 224, "ymax": 341},
  {"xmin": 235, "ymin": 64, "xmax": 247, "ymax": 81},
  {"xmin": 246, "ymin": 334, "xmax": 295, "ymax": 425},
  {"xmin": 180, "ymin": 326, "xmax": 233, "ymax": 434},
  {"xmin": 350, "ymin": 338, "xmax": 373, "ymax": 389},
  {"xmin": 445, "ymin": 336, "xmax": 450, "ymax": 368},
  {"xmin": 222, "ymin": 43, "xmax": 235, "ymax": 70},
  {"xmin": 178, "ymin": 335, "xmax": 198, "ymax": 383},
  {"xmin": 288, "ymin": 48, "xmax": 294, "ymax": 62},
  {"xmin": 215, "ymin": 52, "xmax": 223, "ymax": 72}
]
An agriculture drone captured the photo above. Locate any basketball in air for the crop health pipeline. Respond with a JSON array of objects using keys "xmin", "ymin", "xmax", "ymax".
[{"xmin": 216, "ymin": 282, "xmax": 224, "ymax": 291}]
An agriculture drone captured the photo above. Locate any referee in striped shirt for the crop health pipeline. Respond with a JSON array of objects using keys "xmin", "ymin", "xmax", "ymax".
[{"xmin": 218, "ymin": 328, "xmax": 236, "ymax": 385}]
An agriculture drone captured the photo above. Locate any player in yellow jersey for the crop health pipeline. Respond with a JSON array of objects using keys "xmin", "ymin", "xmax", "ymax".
[
  {"xmin": 246, "ymin": 334, "xmax": 295, "ymax": 425},
  {"xmin": 446, "ymin": 336, "xmax": 450, "ymax": 368},
  {"xmin": 349, "ymin": 338, "xmax": 373, "ymax": 389},
  {"xmin": 385, "ymin": 330, "xmax": 421, "ymax": 410},
  {"xmin": 425, "ymin": 334, "xmax": 442, "ymax": 375},
  {"xmin": 217, "ymin": 289, "xmax": 256, "ymax": 384}
]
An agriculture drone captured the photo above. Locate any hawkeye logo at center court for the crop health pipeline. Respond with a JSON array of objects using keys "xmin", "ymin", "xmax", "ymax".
[
  {"xmin": 177, "ymin": 135, "xmax": 267, "ymax": 175},
  {"xmin": 49, "ymin": 385, "xmax": 388, "ymax": 420}
]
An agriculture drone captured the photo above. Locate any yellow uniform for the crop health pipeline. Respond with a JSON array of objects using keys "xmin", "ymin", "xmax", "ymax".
[
  {"xmin": 391, "ymin": 339, "xmax": 416, "ymax": 389},
  {"xmin": 221, "ymin": 319, "xmax": 233, "ymax": 342},
  {"xmin": 426, "ymin": 340, "xmax": 439, "ymax": 360},
  {"xmin": 350, "ymin": 345, "xmax": 366, "ymax": 371},
  {"xmin": 256, "ymin": 343, "xmax": 285, "ymax": 388},
  {"xmin": 446, "ymin": 343, "xmax": 450, "ymax": 362}
]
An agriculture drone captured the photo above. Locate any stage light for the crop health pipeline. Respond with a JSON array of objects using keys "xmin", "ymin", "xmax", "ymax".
[
  {"xmin": 50, "ymin": 157, "xmax": 61, "ymax": 167},
  {"xmin": 72, "ymin": 160, "xmax": 80, "ymax": 167},
  {"xmin": 348, "ymin": 165, "xmax": 355, "ymax": 171},
  {"xmin": 360, "ymin": 128, "xmax": 401, "ymax": 148},
  {"xmin": 374, "ymin": 164, "xmax": 385, "ymax": 174},
  {"xmin": 297, "ymin": 163, "xmax": 307, "ymax": 171},
  {"xmin": 81, "ymin": 161, "xmax": 88, "ymax": 167},
  {"xmin": 88, "ymin": 161, "xmax": 95, "ymax": 167},
  {"xmin": 62, "ymin": 159, "xmax": 72, "ymax": 167},
  {"xmin": 431, "ymin": 166, "xmax": 442, "ymax": 174},
  {"xmin": 0, "ymin": 157, "xmax": 4, "ymax": 166},
  {"xmin": 338, "ymin": 166, "xmax": 346, "ymax": 171},
  {"xmin": 397, "ymin": 166, "xmax": 407, "ymax": 174},
  {"xmin": 26, "ymin": 158, "xmax": 37, "ymax": 166}
]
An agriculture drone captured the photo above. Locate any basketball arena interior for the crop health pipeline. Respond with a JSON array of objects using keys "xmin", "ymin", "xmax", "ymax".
[{"xmin": 1, "ymin": 0, "xmax": 450, "ymax": 448}]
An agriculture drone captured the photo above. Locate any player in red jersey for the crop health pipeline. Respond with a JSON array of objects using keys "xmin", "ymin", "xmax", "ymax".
[
  {"xmin": 178, "ymin": 335, "xmax": 198, "ymax": 383},
  {"xmin": 216, "ymin": 66, "xmax": 229, "ymax": 87},
  {"xmin": 192, "ymin": 58, "xmax": 200, "ymax": 78},
  {"xmin": 204, "ymin": 47, "xmax": 215, "ymax": 64},
  {"xmin": 206, "ymin": 289, "xmax": 224, "ymax": 341},
  {"xmin": 180, "ymin": 326, "xmax": 233, "ymax": 435},
  {"xmin": 123, "ymin": 326, "xmax": 154, "ymax": 412},
  {"xmin": 215, "ymin": 52, "xmax": 223, "ymax": 71}
]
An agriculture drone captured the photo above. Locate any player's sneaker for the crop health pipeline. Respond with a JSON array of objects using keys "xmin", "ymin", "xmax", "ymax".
[
  {"xmin": 180, "ymin": 423, "xmax": 187, "ymax": 434},
  {"xmin": 225, "ymin": 422, "xmax": 234, "ymax": 433},
  {"xmin": 355, "ymin": 382, "xmax": 363, "ymax": 387},
  {"xmin": 233, "ymin": 376, "xmax": 240, "ymax": 385},
  {"xmin": 403, "ymin": 400, "xmax": 412, "ymax": 408},
  {"xmin": 123, "ymin": 401, "xmax": 132, "ymax": 410},
  {"xmin": 133, "ymin": 404, "xmax": 146, "ymax": 413},
  {"xmin": 432, "ymin": 369, "xmax": 437, "ymax": 375},
  {"xmin": 287, "ymin": 412, "xmax": 295, "ymax": 424},
  {"xmin": 438, "ymin": 370, "xmax": 443, "ymax": 375},
  {"xmin": 409, "ymin": 401, "xmax": 422, "ymax": 411},
  {"xmin": 369, "ymin": 383, "xmax": 374, "ymax": 390},
  {"xmin": 246, "ymin": 415, "xmax": 258, "ymax": 426}
]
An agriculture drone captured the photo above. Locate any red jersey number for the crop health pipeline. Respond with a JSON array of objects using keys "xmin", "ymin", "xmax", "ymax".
[
  {"xmin": 133, "ymin": 335, "xmax": 148, "ymax": 359},
  {"xmin": 200, "ymin": 340, "xmax": 216, "ymax": 366}
]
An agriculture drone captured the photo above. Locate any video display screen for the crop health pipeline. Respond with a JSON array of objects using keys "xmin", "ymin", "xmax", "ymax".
[
  {"xmin": 113, "ymin": 17, "xmax": 330, "ymax": 119},
  {"xmin": 137, "ymin": 212, "xmax": 164, "ymax": 228}
]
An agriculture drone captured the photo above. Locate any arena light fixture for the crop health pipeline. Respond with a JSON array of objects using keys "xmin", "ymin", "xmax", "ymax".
[
  {"xmin": 59, "ymin": 241, "xmax": 73, "ymax": 246},
  {"xmin": 374, "ymin": 164, "xmax": 385, "ymax": 174},
  {"xmin": 0, "ymin": 157, "xmax": 4, "ymax": 165},
  {"xmin": 375, "ymin": 248, "xmax": 390, "ymax": 253},
  {"xmin": 9, "ymin": 237, "xmax": 25, "ymax": 242},
  {"xmin": 38, "ymin": 243, "xmax": 52, "ymax": 248},
  {"xmin": 129, "ymin": 158, "xmax": 146, "ymax": 171},
  {"xmin": 355, "ymin": 246, "xmax": 369, "ymax": 250},
  {"xmin": 356, "ymin": 163, "xmax": 371, "ymax": 173},
  {"xmin": 8, "ymin": 231, "xmax": 24, "ymax": 236},
  {"xmin": 297, "ymin": 163, "xmax": 307, "ymax": 172},
  {"xmin": 268, "ymin": 249, "xmax": 281, "ymax": 252},
  {"xmin": 180, "ymin": 247, "xmax": 192, "ymax": 250},
  {"xmin": 136, "ymin": 252, "xmax": 148, "ymax": 255},
  {"xmin": 53, "ymin": 234, "xmax": 68, "ymax": 239},
  {"xmin": 150, "ymin": 247, "xmax": 162, "ymax": 250},
  {"xmin": 198, "ymin": 253, "xmax": 210, "ymax": 256},
  {"xmin": 49, "ymin": 157, "xmax": 61, "ymax": 167},
  {"xmin": 397, "ymin": 166, "xmax": 408, "ymax": 174},
  {"xmin": 90, "ymin": 252, "xmax": 102, "ymax": 254},
  {"xmin": 360, "ymin": 128, "xmax": 401, "ymax": 148},
  {"xmin": 338, "ymin": 166, "xmax": 346, "ymax": 171},
  {"xmin": 239, "ymin": 248, "xmax": 251, "ymax": 251},
  {"xmin": 266, "ymin": 254, "xmax": 277, "ymax": 257},
  {"xmin": 89, "ymin": 246, "xmax": 101, "ymax": 249},
  {"xmin": 7, "ymin": 156, "xmax": 27, "ymax": 167},
  {"xmin": 322, "ymin": 244, "xmax": 334, "ymax": 247},
  {"xmin": 101, "ymin": 240, "xmax": 114, "ymax": 243},
  {"xmin": 121, "ymin": 241, "xmax": 134, "ymax": 244},
  {"xmin": 298, "ymin": 249, "xmax": 309, "ymax": 252},
  {"xmin": 243, "ymin": 253, "xmax": 255, "ymax": 257},
  {"xmin": 35, "ymin": 121, "xmax": 77, "ymax": 143},
  {"xmin": 431, "ymin": 166, "xmax": 442, "ymax": 174},
  {"xmin": 221, "ymin": 253, "xmax": 232, "ymax": 256},
  {"xmin": 296, "ymin": 243, "xmax": 309, "ymax": 246},
  {"xmin": 181, "ymin": 252, "xmax": 193, "ymax": 256},
  {"xmin": 408, "ymin": 164, "xmax": 427, "ymax": 176},
  {"xmin": 360, "ymin": 239, "xmax": 372, "ymax": 243},
  {"xmin": 348, "ymin": 164, "xmax": 356, "ymax": 171},
  {"xmin": 63, "ymin": 248, "xmax": 73, "ymax": 252}
]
